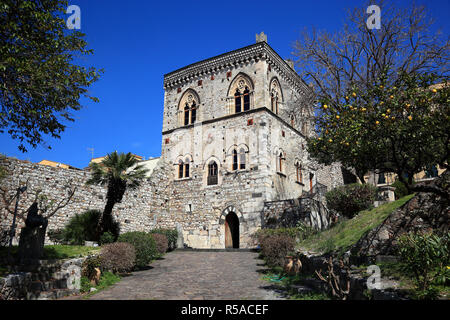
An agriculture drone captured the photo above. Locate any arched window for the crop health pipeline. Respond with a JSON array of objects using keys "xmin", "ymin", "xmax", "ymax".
[
  {"xmin": 207, "ymin": 161, "xmax": 218, "ymax": 185},
  {"xmin": 184, "ymin": 157, "xmax": 190, "ymax": 178},
  {"xmin": 191, "ymin": 101, "xmax": 197, "ymax": 124},
  {"xmin": 232, "ymin": 149, "xmax": 238, "ymax": 171},
  {"xmin": 270, "ymin": 79, "xmax": 282, "ymax": 115},
  {"xmin": 228, "ymin": 75, "xmax": 253, "ymax": 114},
  {"xmin": 184, "ymin": 104, "xmax": 190, "ymax": 126},
  {"xmin": 234, "ymin": 89, "xmax": 242, "ymax": 113},
  {"xmin": 179, "ymin": 90, "xmax": 199, "ymax": 126},
  {"xmin": 295, "ymin": 161, "xmax": 302, "ymax": 183},
  {"xmin": 279, "ymin": 152, "xmax": 283, "ymax": 172},
  {"xmin": 178, "ymin": 159, "xmax": 184, "ymax": 179},
  {"xmin": 239, "ymin": 148, "xmax": 246, "ymax": 170},
  {"xmin": 243, "ymin": 88, "xmax": 250, "ymax": 111}
]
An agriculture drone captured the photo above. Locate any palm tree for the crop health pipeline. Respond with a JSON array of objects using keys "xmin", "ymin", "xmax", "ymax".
[{"xmin": 87, "ymin": 151, "xmax": 149, "ymax": 238}]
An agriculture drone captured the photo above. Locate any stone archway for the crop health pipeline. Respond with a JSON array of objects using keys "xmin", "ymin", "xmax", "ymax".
[
  {"xmin": 225, "ymin": 212, "xmax": 239, "ymax": 248},
  {"xmin": 219, "ymin": 205, "xmax": 244, "ymax": 249}
]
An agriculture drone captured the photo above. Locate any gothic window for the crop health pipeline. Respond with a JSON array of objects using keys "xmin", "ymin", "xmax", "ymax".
[
  {"xmin": 178, "ymin": 159, "xmax": 184, "ymax": 179},
  {"xmin": 179, "ymin": 90, "xmax": 200, "ymax": 126},
  {"xmin": 295, "ymin": 161, "xmax": 302, "ymax": 183},
  {"xmin": 239, "ymin": 148, "xmax": 246, "ymax": 170},
  {"xmin": 207, "ymin": 161, "xmax": 218, "ymax": 185},
  {"xmin": 269, "ymin": 78, "xmax": 282, "ymax": 115},
  {"xmin": 234, "ymin": 89, "xmax": 242, "ymax": 113},
  {"xmin": 184, "ymin": 157, "xmax": 190, "ymax": 178},
  {"xmin": 228, "ymin": 75, "xmax": 253, "ymax": 114},
  {"xmin": 184, "ymin": 104, "xmax": 190, "ymax": 126},
  {"xmin": 232, "ymin": 149, "xmax": 238, "ymax": 171},
  {"xmin": 243, "ymin": 87, "xmax": 250, "ymax": 111},
  {"xmin": 230, "ymin": 147, "xmax": 247, "ymax": 171},
  {"xmin": 191, "ymin": 101, "xmax": 197, "ymax": 124},
  {"xmin": 290, "ymin": 115, "xmax": 295, "ymax": 127},
  {"xmin": 277, "ymin": 151, "xmax": 285, "ymax": 173}
]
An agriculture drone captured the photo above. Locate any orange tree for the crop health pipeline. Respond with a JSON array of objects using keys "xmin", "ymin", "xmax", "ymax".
[{"xmin": 307, "ymin": 71, "xmax": 449, "ymax": 198}]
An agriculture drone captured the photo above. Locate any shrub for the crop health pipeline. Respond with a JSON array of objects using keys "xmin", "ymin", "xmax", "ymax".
[
  {"xmin": 100, "ymin": 242, "xmax": 135, "ymax": 273},
  {"xmin": 62, "ymin": 210, "xmax": 101, "ymax": 245},
  {"xmin": 117, "ymin": 231, "xmax": 158, "ymax": 269},
  {"xmin": 391, "ymin": 180, "xmax": 414, "ymax": 200},
  {"xmin": 47, "ymin": 229, "xmax": 66, "ymax": 244},
  {"xmin": 99, "ymin": 232, "xmax": 115, "ymax": 245},
  {"xmin": 325, "ymin": 183, "xmax": 377, "ymax": 218},
  {"xmin": 254, "ymin": 224, "xmax": 316, "ymax": 244},
  {"xmin": 150, "ymin": 228, "xmax": 178, "ymax": 251},
  {"xmin": 61, "ymin": 210, "xmax": 120, "ymax": 244},
  {"xmin": 398, "ymin": 231, "xmax": 449, "ymax": 299},
  {"xmin": 152, "ymin": 233, "xmax": 168, "ymax": 255},
  {"xmin": 259, "ymin": 234, "xmax": 296, "ymax": 268}
]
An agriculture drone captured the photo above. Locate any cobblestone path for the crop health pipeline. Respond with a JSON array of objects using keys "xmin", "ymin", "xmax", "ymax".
[{"xmin": 86, "ymin": 250, "xmax": 285, "ymax": 300}]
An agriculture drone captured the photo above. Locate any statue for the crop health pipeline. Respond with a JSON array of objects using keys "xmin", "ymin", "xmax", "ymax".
[{"xmin": 18, "ymin": 202, "xmax": 48, "ymax": 264}]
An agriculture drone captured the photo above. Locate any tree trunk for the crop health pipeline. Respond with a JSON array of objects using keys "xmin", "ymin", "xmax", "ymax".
[{"xmin": 97, "ymin": 197, "xmax": 116, "ymax": 237}]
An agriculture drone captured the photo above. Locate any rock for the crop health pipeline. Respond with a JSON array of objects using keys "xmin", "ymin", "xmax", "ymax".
[{"xmin": 352, "ymin": 170, "xmax": 449, "ymax": 257}]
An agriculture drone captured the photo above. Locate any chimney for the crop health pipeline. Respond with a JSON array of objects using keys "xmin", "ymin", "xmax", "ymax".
[{"xmin": 256, "ymin": 32, "xmax": 267, "ymax": 43}]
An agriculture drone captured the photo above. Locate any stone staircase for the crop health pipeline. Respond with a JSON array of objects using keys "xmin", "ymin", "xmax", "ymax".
[{"xmin": 1, "ymin": 258, "xmax": 83, "ymax": 300}]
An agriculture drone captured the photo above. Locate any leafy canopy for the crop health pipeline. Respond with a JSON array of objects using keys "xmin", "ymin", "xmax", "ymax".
[
  {"xmin": 0, "ymin": 0, "xmax": 102, "ymax": 152},
  {"xmin": 307, "ymin": 70, "xmax": 450, "ymax": 194}
]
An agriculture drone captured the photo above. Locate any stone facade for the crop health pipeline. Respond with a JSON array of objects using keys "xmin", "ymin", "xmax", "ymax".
[{"xmin": 0, "ymin": 39, "xmax": 344, "ymax": 249}]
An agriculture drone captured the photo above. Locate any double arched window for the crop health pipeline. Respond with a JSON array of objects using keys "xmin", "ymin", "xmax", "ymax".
[
  {"xmin": 177, "ymin": 156, "xmax": 192, "ymax": 179},
  {"xmin": 178, "ymin": 90, "xmax": 199, "ymax": 126},
  {"xmin": 231, "ymin": 147, "xmax": 247, "ymax": 171},
  {"xmin": 227, "ymin": 74, "xmax": 253, "ymax": 114}
]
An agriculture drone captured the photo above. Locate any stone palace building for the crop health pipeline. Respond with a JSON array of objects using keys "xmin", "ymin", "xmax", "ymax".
[{"xmin": 157, "ymin": 34, "xmax": 343, "ymax": 248}]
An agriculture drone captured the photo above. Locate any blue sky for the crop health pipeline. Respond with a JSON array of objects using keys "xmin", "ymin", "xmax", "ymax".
[{"xmin": 1, "ymin": 0, "xmax": 449, "ymax": 168}]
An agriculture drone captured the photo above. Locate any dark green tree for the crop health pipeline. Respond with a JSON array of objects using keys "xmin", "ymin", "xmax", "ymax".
[
  {"xmin": 87, "ymin": 152, "xmax": 149, "ymax": 237},
  {"xmin": 0, "ymin": 0, "xmax": 102, "ymax": 152}
]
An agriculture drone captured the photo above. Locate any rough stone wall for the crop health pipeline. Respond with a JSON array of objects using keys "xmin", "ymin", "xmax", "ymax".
[
  {"xmin": 262, "ymin": 197, "xmax": 331, "ymax": 230},
  {"xmin": 0, "ymin": 157, "xmax": 169, "ymax": 244}
]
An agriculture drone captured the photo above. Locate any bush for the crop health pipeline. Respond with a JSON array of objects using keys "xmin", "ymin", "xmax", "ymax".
[
  {"xmin": 61, "ymin": 210, "xmax": 120, "ymax": 245},
  {"xmin": 254, "ymin": 224, "xmax": 316, "ymax": 244},
  {"xmin": 325, "ymin": 183, "xmax": 377, "ymax": 218},
  {"xmin": 47, "ymin": 229, "xmax": 66, "ymax": 244},
  {"xmin": 117, "ymin": 231, "xmax": 158, "ymax": 269},
  {"xmin": 259, "ymin": 234, "xmax": 296, "ymax": 268},
  {"xmin": 398, "ymin": 231, "xmax": 449, "ymax": 299},
  {"xmin": 150, "ymin": 228, "xmax": 178, "ymax": 251},
  {"xmin": 391, "ymin": 180, "xmax": 414, "ymax": 200},
  {"xmin": 62, "ymin": 210, "xmax": 101, "ymax": 245},
  {"xmin": 99, "ymin": 232, "xmax": 115, "ymax": 245},
  {"xmin": 152, "ymin": 233, "xmax": 168, "ymax": 255},
  {"xmin": 100, "ymin": 242, "xmax": 135, "ymax": 273}
]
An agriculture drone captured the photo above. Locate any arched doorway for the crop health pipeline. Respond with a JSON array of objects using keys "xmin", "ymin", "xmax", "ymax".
[{"xmin": 225, "ymin": 212, "xmax": 239, "ymax": 248}]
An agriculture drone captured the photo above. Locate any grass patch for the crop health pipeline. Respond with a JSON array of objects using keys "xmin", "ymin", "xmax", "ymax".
[
  {"xmin": 81, "ymin": 271, "xmax": 121, "ymax": 299},
  {"xmin": 260, "ymin": 267, "xmax": 331, "ymax": 300},
  {"xmin": 298, "ymin": 194, "xmax": 414, "ymax": 255},
  {"xmin": 0, "ymin": 245, "xmax": 100, "ymax": 261}
]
